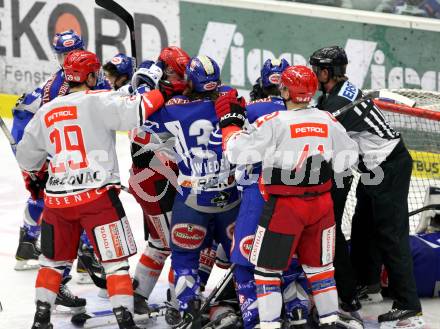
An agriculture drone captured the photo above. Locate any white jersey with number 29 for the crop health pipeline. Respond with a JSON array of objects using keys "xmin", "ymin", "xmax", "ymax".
[{"xmin": 16, "ymin": 89, "xmax": 163, "ymax": 196}]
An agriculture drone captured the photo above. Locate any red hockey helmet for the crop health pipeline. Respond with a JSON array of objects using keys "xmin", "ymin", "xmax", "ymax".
[
  {"xmin": 63, "ymin": 50, "xmax": 101, "ymax": 83},
  {"xmin": 280, "ymin": 65, "xmax": 318, "ymax": 103},
  {"xmin": 158, "ymin": 46, "xmax": 190, "ymax": 78}
]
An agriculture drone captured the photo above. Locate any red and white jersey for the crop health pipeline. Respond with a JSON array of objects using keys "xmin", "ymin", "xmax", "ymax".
[
  {"xmin": 225, "ymin": 107, "xmax": 358, "ymax": 176},
  {"xmin": 16, "ymin": 89, "xmax": 163, "ymax": 197}
]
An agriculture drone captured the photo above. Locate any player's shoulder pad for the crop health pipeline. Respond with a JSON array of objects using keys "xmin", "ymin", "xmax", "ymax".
[
  {"xmin": 337, "ymin": 80, "xmax": 360, "ymax": 102},
  {"xmin": 166, "ymin": 95, "xmax": 190, "ymax": 106}
]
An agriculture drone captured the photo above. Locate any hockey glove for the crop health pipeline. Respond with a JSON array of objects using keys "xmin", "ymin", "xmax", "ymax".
[
  {"xmin": 22, "ymin": 165, "xmax": 48, "ymax": 200},
  {"xmin": 215, "ymin": 89, "xmax": 247, "ymax": 129},
  {"xmin": 131, "ymin": 64, "xmax": 163, "ymax": 92}
]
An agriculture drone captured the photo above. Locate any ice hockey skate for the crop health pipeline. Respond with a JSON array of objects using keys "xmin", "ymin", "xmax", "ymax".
[
  {"xmin": 202, "ymin": 304, "xmax": 241, "ymax": 329},
  {"xmin": 113, "ymin": 306, "xmax": 141, "ymax": 329},
  {"xmin": 14, "ymin": 226, "xmax": 40, "ymax": 270},
  {"xmin": 54, "ymin": 276, "xmax": 86, "ymax": 314},
  {"xmin": 31, "ymin": 300, "xmax": 53, "ymax": 329},
  {"xmin": 378, "ymin": 309, "xmax": 425, "ymax": 329}
]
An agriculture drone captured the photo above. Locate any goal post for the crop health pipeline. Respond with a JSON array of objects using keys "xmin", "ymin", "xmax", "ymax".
[{"xmin": 341, "ymin": 89, "xmax": 440, "ymax": 238}]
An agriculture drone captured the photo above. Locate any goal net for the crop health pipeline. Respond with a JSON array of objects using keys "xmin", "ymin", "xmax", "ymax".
[{"xmin": 342, "ymin": 89, "xmax": 440, "ymax": 238}]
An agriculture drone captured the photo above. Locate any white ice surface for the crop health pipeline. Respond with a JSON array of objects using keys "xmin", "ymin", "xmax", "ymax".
[{"xmin": 0, "ymin": 119, "xmax": 439, "ymax": 328}]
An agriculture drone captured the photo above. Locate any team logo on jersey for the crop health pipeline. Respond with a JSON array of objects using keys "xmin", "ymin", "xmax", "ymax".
[
  {"xmin": 62, "ymin": 39, "xmax": 75, "ymax": 48},
  {"xmin": 44, "ymin": 106, "xmax": 77, "ymax": 127},
  {"xmin": 111, "ymin": 56, "xmax": 123, "ymax": 65},
  {"xmin": 268, "ymin": 73, "xmax": 281, "ymax": 84},
  {"xmin": 171, "ymin": 223, "xmax": 207, "ymax": 249},
  {"xmin": 290, "ymin": 123, "xmax": 328, "ymax": 138},
  {"xmin": 211, "ymin": 191, "xmax": 230, "ymax": 207},
  {"xmin": 239, "ymin": 235, "xmax": 254, "ymax": 258},
  {"xmin": 203, "ymin": 81, "xmax": 218, "ymax": 91}
]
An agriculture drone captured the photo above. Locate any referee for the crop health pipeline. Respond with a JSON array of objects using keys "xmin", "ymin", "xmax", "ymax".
[{"xmin": 309, "ymin": 46, "xmax": 423, "ymax": 326}]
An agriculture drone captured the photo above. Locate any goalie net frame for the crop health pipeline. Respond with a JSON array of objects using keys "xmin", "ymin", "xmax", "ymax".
[{"xmin": 341, "ymin": 89, "xmax": 440, "ymax": 238}]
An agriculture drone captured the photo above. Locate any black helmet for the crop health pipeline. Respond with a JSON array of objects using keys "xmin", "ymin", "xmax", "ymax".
[{"xmin": 309, "ymin": 46, "xmax": 348, "ymax": 77}]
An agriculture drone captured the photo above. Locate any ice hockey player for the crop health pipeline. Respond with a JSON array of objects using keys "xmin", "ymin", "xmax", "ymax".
[
  {"xmin": 381, "ymin": 187, "xmax": 440, "ymax": 299},
  {"xmin": 216, "ymin": 65, "xmax": 359, "ymax": 329},
  {"xmin": 11, "ymin": 29, "xmax": 84, "ymax": 271},
  {"xmin": 309, "ymin": 45, "xmax": 424, "ymax": 328},
  {"xmin": 128, "ymin": 46, "xmax": 190, "ymax": 314},
  {"xmin": 103, "ymin": 53, "xmax": 135, "ymax": 91},
  {"xmin": 11, "ymin": 29, "xmax": 98, "ymax": 311},
  {"xmin": 231, "ymin": 58, "xmax": 311, "ymax": 329},
  {"xmin": 140, "ymin": 55, "xmax": 241, "ymax": 328},
  {"xmin": 15, "ymin": 50, "xmax": 165, "ymax": 329}
]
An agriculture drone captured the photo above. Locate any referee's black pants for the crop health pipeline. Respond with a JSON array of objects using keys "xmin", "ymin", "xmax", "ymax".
[
  {"xmin": 351, "ymin": 141, "xmax": 421, "ymax": 311},
  {"xmin": 331, "ymin": 174, "xmax": 358, "ymax": 304}
]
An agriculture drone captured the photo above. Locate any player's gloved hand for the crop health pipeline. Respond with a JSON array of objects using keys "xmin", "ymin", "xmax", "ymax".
[
  {"xmin": 132, "ymin": 64, "xmax": 163, "ymax": 92},
  {"xmin": 139, "ymin": 90, "xmax": 165, "ymax": 118},
  {"xmin": 22, "ymin": 163, "xmax": 48, "ymax": 200},
  {"xmin": 215, "ymin": 89, "xmax": 246, "ymax": 129}
]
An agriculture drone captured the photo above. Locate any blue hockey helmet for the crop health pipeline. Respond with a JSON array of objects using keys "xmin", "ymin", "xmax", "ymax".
[
  {"xmin": 260, "ymin": 58, "xmax": 290, "ymax": 88},
  {"xmin": 108, "ymin": 53, "xmax": 134, "ymax": 79},
  {"xmin": 138, "ymin": 60, "xmax": 155, "ymax": 69},
  {"xmin": 52, "ymin": 30, "xmax": 84, "ymax": 54},
  {"xmin": 185, "ymin": 55, "xmax": 220, "ymax": 93}
]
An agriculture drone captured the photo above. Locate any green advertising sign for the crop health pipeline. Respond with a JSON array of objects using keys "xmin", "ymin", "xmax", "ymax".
[{"xmin": 180, "ymin": 1, "xmax": 440, "ymax": 92}]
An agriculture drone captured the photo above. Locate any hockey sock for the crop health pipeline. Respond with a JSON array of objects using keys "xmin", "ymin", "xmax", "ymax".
[
  {"xmin": 198, "ymin": 243, "xmax": 218, "ymax": 290},
  {"xmin": 23, "ymin": 223, "xmax": 41, "ymax": 240},
  {"xmin": 172, "ymin": 251, "xmax": 201, "ymax": 311},
  {"xmin": 35, "ymin": 266, "xmax": 63, "ymax": 306},
  {"xmin": 104, "ymin": 261, "xmax": 134, "ymax": 313},
  {"xmin": 254, "ymin": 266, "xmax": 282, "ymax": 328},
  {"xmin": 134, "ymin": 245, "xmax": 168, "ymax": 298},
  {"xmin": 303, "ymin": 264, "xmax": 338, "ymax": 325},
  {"xmin": 167, "ymin": 267, "xmax": 179, "ymax": 308},
  {"xmin": 233, "ymin": 265, "xmax": 260, "ymax": 329},
  {"xmin": 282, "ymin": 259, "xmax": 310, "ymax": 323},
  {"xmin": 174, "ymin": 267, "xmax": 200, "ymax": 311},
  {"xmin": 80, "ymin": 230, "xmax": 92, "ymax": 248}
]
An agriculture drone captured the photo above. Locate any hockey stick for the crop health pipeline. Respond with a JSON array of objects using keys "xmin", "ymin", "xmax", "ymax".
[
  {"xmin": 71, "ymin": 304, "xmax": 167, "ymax": 328},
  {"xmin": 409, "ymin": 204, "xmax": 440, "ymax": 217},
  {"xmin": 0, "ymin": 115, "xmax": 17, "ymax": 152},
  {"xmin": 77, "ymin": 249, "xmax": 107, "ymax": 289},
  {"xmin": 95, "ymin": 0, "xmax": 137, "ymax": 67},
  {"xmin": 177, "ymin": 264, "xmax": 236, "ymax": 329},
  {"xmin": 333, "ymin": 89, "xmax": 414, "ymax": 118},
  {"xmin": 333, "ymin": 90, "xmax": 380, "ymax": 118}
]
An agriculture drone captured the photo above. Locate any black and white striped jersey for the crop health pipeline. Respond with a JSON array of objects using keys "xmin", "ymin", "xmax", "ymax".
[{"xmin": 318, "ymin": 80, "xmax": 401, "ymax": 170}]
